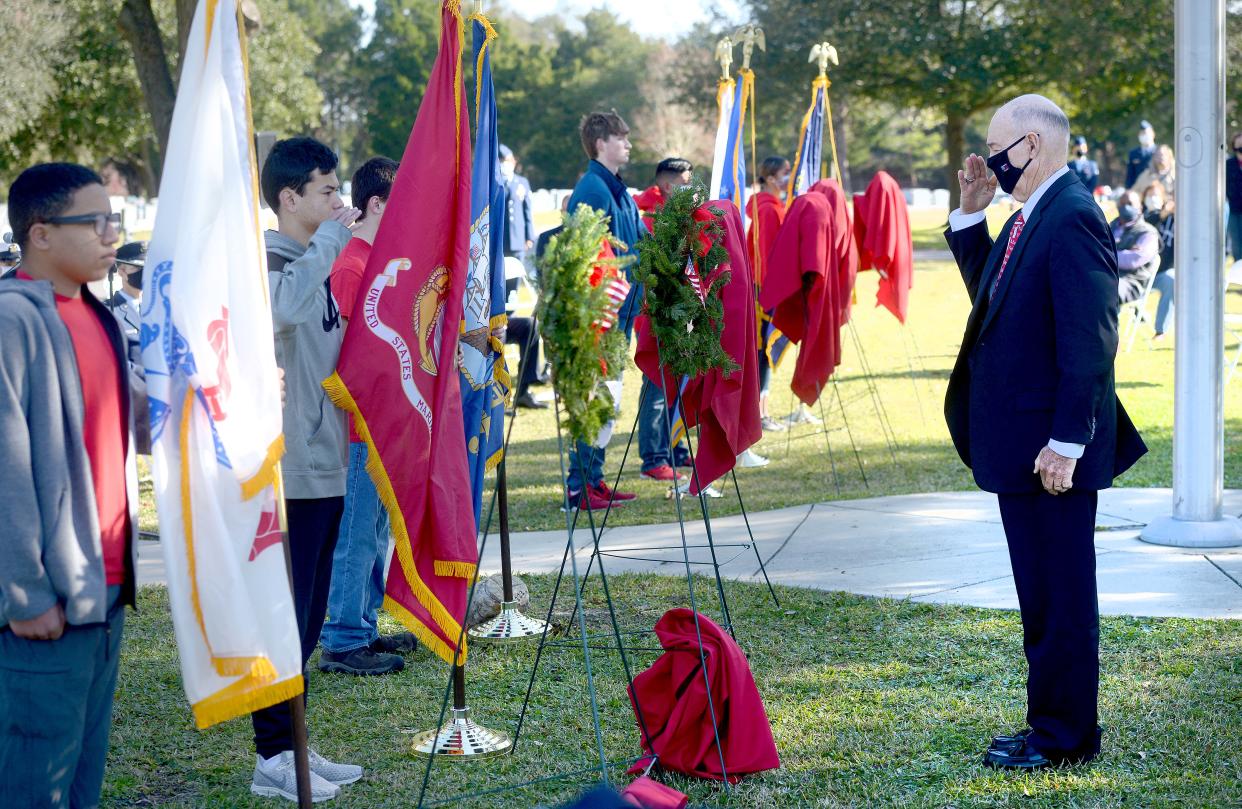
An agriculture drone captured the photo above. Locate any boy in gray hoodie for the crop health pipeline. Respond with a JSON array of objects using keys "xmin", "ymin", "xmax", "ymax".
[
  {"xmin": 248, "ymin": 137, "xmax": 362, "ymax": 803},
  {"xmin": 0, "ymin": 163, "xmax": 139, "ymax": 808}
]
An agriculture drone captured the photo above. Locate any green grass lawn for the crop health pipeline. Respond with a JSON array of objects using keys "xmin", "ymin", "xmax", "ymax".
[{"xmin": 105, "ymin": 578, "xmax": 1242, "ymax": 808}]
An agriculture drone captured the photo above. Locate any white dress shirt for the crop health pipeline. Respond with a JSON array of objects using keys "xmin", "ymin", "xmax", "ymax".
[{"xmin": 948, "ymin": 166, "xmax": 1084, "ymax": 460}]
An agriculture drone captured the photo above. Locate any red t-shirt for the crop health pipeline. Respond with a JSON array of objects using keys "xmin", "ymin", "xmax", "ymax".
[
  {"xmin": 20, "ymin": 273, "xmax": 130, "ymax": 585},
  {"xmin": 330, "ymin": 238, "xmax": 372, "ymax": 443}
]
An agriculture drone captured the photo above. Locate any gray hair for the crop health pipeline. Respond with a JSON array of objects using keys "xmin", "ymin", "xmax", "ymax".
[{"xmin": 998, "ymin": 94, "xmax": 1071, "ymax": 155}]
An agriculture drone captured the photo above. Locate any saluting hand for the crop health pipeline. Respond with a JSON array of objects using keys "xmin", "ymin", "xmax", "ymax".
[
  {"xmin": 958, "ymin": 153, "xmax": 998, "ymax": 215},
  {"xmin": 1034, "ymin": 446, "xmax": 1077, "ymax": 496}
]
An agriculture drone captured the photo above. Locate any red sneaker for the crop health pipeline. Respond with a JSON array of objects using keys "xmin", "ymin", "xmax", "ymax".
[
  {"xmin": 593, "ymin": 481, "xmax": 636, "ymax": 502},
  {"xmin": 641, "ymin": 464, "xmax": 685, "ymax": 482},
  {"xmin": 568, "ymin": 487, "xmax": 617, "ymax": 511}
]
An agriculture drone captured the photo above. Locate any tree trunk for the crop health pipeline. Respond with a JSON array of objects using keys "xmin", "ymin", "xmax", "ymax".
[
  {"xmin": 945, "ymin": 106, "xmax": 967, "ymax": 211},
  {"xmin": 118, "ymin": 0, "xmax": 176, "ymax": 185},
  {"xmin": 176, "ymin": 0, "xmax": 197, "ymax": 77}
]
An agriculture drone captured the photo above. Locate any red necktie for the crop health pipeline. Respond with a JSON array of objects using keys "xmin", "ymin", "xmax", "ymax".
[{"xmin": 990, "ymin": 212, "xmax": 1025, "ymax": 301}]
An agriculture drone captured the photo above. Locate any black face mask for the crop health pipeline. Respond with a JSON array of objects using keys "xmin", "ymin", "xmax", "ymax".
[
  {"xmin": 1075, "ymin": 148, "xmax": 1088, "ymax": 157},
  {"xmin": 986, "ymin": 135, "xmax": 1034, "ymax": 194}
]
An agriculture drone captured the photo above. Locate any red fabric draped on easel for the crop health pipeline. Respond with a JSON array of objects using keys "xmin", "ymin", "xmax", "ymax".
[
  {"xmin": 744, "ymin": 191, "xmax": 785, "ymax": 288},
  {"xmin": 758, "ymin": 190, "xmax": 838, "ymax": 405},
  {"xmin": 627, "ymin": 609, "xmax": 780, "ymax": 784},
  {"xmin": 853, "ymin": 170, "xmax": 913, "ymax": 323},
  {"xmin": 635, "ymin": 201, "xmax": 761, "ymax": 493},
  {"xmin": 808, "ymin": 179, "xmax": 859, "ymax": 327}
]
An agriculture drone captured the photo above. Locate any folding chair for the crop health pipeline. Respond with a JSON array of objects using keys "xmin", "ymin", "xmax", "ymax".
[{"xmin": 1120, "ymin": 269, "xmax": 1160, "ymax": 352}]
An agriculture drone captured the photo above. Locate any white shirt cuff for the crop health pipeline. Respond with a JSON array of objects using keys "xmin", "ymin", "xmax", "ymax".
[
  {"xmin": 948, "ymin": 208, "xmax": 987, "ymax": 232},
  {"xmin": 1047, "ymin": 439, "xmax": 1085, "ymax": 459}
]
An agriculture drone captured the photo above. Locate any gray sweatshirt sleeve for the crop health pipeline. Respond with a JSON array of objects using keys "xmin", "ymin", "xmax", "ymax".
[
  {"xmin": 0, "ymin": 320, "xmax": 58, "ymax": 621},
  {"xmin": 268, "ymin": 220, "xmax": 352, "ymax": 329}
]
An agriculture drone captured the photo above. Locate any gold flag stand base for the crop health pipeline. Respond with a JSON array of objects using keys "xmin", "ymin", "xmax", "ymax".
[
  {"xmin": 467, "ymin": 600, "xmax": 550, "ymax": 643},
  {"xmin": 411, "ymin": 706, "xmax": 512, "ymax": 759}
]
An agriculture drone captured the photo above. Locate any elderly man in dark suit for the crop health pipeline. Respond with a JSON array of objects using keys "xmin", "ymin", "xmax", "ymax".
[{"xmin": 944, "ymin": 94, "xmax": 1147, "ymax": 770}]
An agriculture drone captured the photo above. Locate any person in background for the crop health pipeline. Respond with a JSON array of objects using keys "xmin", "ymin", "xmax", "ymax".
[
  {"xmin": 1130, "ymin": 144, "xmax": 1174, "ymax": 196},
  {"xmin": 1067, "ymin": 136, "xmax": 1099, "ymax": 193},
  {"xmin": 1142, "ymin": 181, "xmax": 1175, "ymax": 341},
  {"xmin": 0, "ymin": 162, "xmax": 138, "ymax": 808},
  {"xmin": 250, "ymin": 136, "xmax": 362, "ymax": 803},
  {"xmin": 1226, "ymin": 131, "xmax": 1242, "ymax": 261},
  {"xmin": 1111, "ymin": 190, "xmax": 1161, "ymax": 305},
  {"xmin": 564, "ymin": 109, "xmax": 644, "ymax": 509},
  {"xmin": 101, "ymin": 157, "xmax": 141, "ymax": 199},
  {"xmin": 105, "ymin": 241, "xmax": 151, "ymax": 455},
  {"xmin": 634, "ymin": 157, "xmax": 693, "ymax": 231},
  {"xmin": 1125, "ymin": 120, "xmax": 1157, "ymax": 190},
  {"xmin": 501, "ymin": 145, "xmax": 535, "ymax": 269},
  {"xmin": 319, "ymin": 155, "xmax": 418, "ymax": 678},
  {"xmin": 745, "ymin": 156, "xmax": 791, "ymax": 434}
]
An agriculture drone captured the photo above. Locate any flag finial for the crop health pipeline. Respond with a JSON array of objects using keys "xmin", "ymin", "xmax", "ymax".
[
  {"xmin": 810, "ymin": 41, "xmax": 839, "ymax": 79},
  {"xmin": 715, "ymin": 36, "xmax": 734, "ymax": 81},
  {"xmin": 733, "ymin": 24, "xmax": 765, "ymax": 70}
]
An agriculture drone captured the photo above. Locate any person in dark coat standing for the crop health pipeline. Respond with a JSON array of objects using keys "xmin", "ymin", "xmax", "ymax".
[
  {"xmin": 1125, "ymin": 120, "xmax": 1157, "ymax": 190},
  {"xmin": 945, "ymin": 94, "xmax": 1147, "ymax": 771},
  {"xmin": 1226, "ymin": 131, "xmax": 1242, "ymax": 260},
  {"xmin": 500, "ymin": 144, "xmax": 535, "ymax": 267},
  {"xmin": 1067, "ymin": 136, "xmax": 1099, "ymax": 193}
]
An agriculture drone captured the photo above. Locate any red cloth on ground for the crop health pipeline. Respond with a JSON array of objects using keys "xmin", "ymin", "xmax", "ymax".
[
  {"xmin": 758, "ymin": 191, "xmax": 838, "ymax": 405},
  {"xmin": 330, "ymin": 237, "xmax": 373, "ymax": 443},
  {"xmin": 634, "ymin": 201, "xmax": 761, "ymax": 493},
  {"xmin": 19, "ymin": 273, "xmax": 130, "ymax": 586},
  {"xmin": 744, "ymin": 191, "xmax": 785, "ymax": 287},
  {"xmin": 853, "ymin": 171, "xmax": 913, "ymax": 323},
  {"xmin": 627, "ymin": 608, "xmax": 780, "ymax": 784},
  {"xmin": 634, "ymin": 185, "xmax": 665, "ymax": 232}
]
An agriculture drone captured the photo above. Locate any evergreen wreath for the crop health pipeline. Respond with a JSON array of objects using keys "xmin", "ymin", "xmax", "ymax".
[
  {"xmin": 634, "ymin": 182, "xmax": 738, "ymax": 379},
  {"xmin": 534, "ymin": 206, "xmax": 632, "ymax": 445}
]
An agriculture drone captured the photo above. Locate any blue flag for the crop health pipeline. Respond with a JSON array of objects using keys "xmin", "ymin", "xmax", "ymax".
[
  {"xmin": 789, "ymin": 79, "xmax": 827, "ymax": 199},
  {"xmin": 459, "ymin": 15, "xmax": 509, "ymax": 526},
  {"xmin": 717, "ymin": 71, "xmax": 751, "ymax": 229}
]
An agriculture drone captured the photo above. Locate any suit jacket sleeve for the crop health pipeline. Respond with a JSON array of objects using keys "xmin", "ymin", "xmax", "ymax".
[
  {"xmin": 944, "ymin": 220, "xmax": 994, "ymax": 302},
  {"xmin": 1049, "ymin": 208, "xmax": 1120, "ymax": 445}
]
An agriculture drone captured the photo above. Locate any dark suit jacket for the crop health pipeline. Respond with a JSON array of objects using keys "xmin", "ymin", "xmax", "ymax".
[
  {"xmin": 504, "ymin": 174, "xmax": 535, "ymax": 253},
  {"xmin": 943, "ymin": 172, "xmax": 1147, "ymax": 493}
]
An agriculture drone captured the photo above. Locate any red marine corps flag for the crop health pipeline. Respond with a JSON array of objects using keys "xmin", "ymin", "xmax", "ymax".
[{"xmin": 323, "ymin": 0, "xmax": 476, "ymax": 663}]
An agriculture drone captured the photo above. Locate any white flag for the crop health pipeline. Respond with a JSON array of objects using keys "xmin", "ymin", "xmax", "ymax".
[
  {"xmin": 140, "ymin": 0, "xmax": 301, "ymax": 729},
  {"xmin": 708, "ymin": 79, "xmax": 737, "ymax": 200}
]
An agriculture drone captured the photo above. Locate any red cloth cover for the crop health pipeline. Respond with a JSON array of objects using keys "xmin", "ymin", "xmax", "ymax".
[
  {"xmin": 744, "ymin": 191, "xmax": 785, "ymax": 287},
  {"xmin": 620, "ymin": 776, "xmax": 689, "ymax": 808},
  {"xmin": 807, "ymin": 179, "xmax": 859, "ymax": 327},
  {"xmin": 634, "ymin": 201, "xmax": 761, "ymax": 493},
  {"xmin": 627, "ymin": 609, "xmax": 780, "ymax": 784},
  {"xmin": 758, "ymin": 191, "xmax": 838, "ymax": 405},
  {"xmin": 634, "ymin": 185, "xmax": 665, "ymax": 232},
  {"xmin": 853, "ymin": 171, "xmax": 913, "ymax": 323}
]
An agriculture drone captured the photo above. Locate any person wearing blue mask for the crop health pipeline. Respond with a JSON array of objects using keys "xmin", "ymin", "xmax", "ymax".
[
  {"xmin": 1110, "ymin": 190, "xmax": 1161, "ymax": 305},
  {"xmin": 945, "ymin": 94, "xmax": 1146, "ymax": 772},
  {"xmin": 1125, "ymin": 120, "xmax": 1157, "ymax": 190}
]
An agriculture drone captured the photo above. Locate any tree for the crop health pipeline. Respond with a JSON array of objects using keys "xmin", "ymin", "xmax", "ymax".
[
  {"xmin": 359, "ymin": 0, "xmax": 441, "ymax": 162},
  {"xmin": 0, "ymin": 3, "xmax": 71, "ymax": 143}
]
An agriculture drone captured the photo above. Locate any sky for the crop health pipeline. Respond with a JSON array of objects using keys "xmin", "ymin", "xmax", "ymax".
[{"xmin": 347, "ymin": 0, "xmax": 746, "ymax": 40}]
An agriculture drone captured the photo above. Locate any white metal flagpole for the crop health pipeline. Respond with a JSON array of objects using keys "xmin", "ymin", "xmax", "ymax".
[{"xmin": 1140, "ymin": 0, "xmax": 1242, "ymax": 548}]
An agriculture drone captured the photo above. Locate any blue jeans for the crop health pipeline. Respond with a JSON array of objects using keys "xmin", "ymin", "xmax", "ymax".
[
  {"xmin": 1153, "ymin": 271, "xmax": 1175, "ymax": 335},
  {"xmin": 0, "ymin": 586, "xmax": 124, "ymax": 809},
  {"xmin": 567, "ymin": 440, "xmax": 605, "ymax": 493},
  {"xmin": 1229, "ymin": 210, "xmax": 1242, "ymax": 261},
  {"xmin": 637, "ymin": 377, "xmax": 688, "ymax": 471},
  {"xmin": 321, "ymin": 443, "xmax": 389, "ymax": 654}
]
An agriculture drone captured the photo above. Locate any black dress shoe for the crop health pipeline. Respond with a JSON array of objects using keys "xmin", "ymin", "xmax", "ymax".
[
  {"xmin": 515, "ymin": 392, "xmax": 548, "ymax": 409},
  {"xmin": 989, "ymin": 727, "xmax": 1032, "ymax": 753},
  {"xmin": 983, "ymin": 741, "xmax": 1052, "ymax": 771},
  {"xmin": 370, "ymin": 631, "xmax": 418, "ymax": 654}
]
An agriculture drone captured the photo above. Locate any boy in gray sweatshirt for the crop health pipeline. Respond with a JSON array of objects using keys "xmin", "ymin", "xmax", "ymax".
[
  {"xmin": 248, "ymin": 137, "xmax": 362, "ymax": 804},
  {"xmin": 0, "ymin": 163, "xmax": 139, "ymax": 808}
]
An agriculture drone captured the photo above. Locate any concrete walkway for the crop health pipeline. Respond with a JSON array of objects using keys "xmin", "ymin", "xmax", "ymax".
[{"xmin": 136, "ymin": 488, "xmax": 1242, "ymax": 620}]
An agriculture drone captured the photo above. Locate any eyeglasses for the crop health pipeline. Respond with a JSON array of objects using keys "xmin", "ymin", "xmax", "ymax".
[{"xmin": 43, "ymin": 212, "xmax": 121, "ymax": 236}]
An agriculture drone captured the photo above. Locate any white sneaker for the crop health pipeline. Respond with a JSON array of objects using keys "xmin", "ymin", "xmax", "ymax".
[
  {"xmin": 251, "ymin": 752, "xmax": 339, "ymax": 803},
  {"xmin": 308, "ymin": 748, "xmax": 363, "ymax": 786},
  {"xmin": 760, "ymin": 416, "xmax": 787, "ymax": 432},
  {"xmin": 675, "ymin": 480, "xmax": 723, "ymax": 498},
  {"xmin": 785, "ymin": 406, "xmax": 822, "ymax": 426},
  {"xmin": 737, "ymin": 448, "xmax": 770, "ymax": 468}
]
